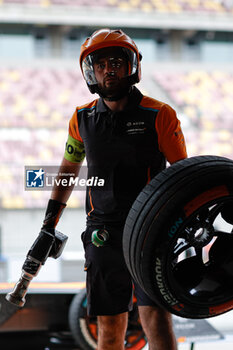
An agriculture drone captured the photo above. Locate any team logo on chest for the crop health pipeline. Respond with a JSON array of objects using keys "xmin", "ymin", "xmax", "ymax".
[{"xmin": 125, "ymin": 121, "xmax": 146, "ymax": 135}]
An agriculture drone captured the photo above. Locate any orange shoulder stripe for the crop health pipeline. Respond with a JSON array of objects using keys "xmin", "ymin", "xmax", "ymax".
[
  {"xmin": 139, "ymin": 95, "xmax": 164, "ymax": 111},
  {"xmin": 69, "ymin": 100, "xmax": 98, "ymax": 142}
]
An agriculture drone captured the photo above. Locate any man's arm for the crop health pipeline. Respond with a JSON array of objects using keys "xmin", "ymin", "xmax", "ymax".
[
  {"xmin": 41, "ymin": 156, "xmax": 83, "ymax": 230},
  {"xmin": 5, "ymin": 158, "xmax": 83, "ymax": 307},
  {"xmin": 50, "ymin": 156, "xmax": 83, "ymax": 204},
  {"xmin": 5, "ymin": 115, "xmax": 85, "ymax": 306}
]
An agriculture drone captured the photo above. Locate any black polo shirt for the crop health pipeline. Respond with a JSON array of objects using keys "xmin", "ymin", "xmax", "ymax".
[{"xmin": 65, "ymin": 86, "xmax": 187, "ymax": 225}]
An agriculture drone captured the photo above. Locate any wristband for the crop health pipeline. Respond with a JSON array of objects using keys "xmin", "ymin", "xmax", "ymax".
[{"xmin": 42, "ymin": 199, "xmax": 66, "ymax": 230}]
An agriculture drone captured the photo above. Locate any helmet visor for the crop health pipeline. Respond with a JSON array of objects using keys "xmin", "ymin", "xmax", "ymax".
[{"xmin": 82, "ymin": 46, "xmax": 138, "ymax": 86}]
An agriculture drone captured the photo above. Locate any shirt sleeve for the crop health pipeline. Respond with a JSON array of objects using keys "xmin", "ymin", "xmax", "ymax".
[
  {"xmin": 64, "ymin": 109, "xmax": 85, "ymax": 163},
  {"xmin": 155, "ymin": 104, "xmax": 187, "ymax": 164}
]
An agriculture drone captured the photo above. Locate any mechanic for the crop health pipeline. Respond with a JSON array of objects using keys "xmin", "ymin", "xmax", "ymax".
[{"xmin": 43, "ymin": 29, "xmax": 187, "ymax": 350}]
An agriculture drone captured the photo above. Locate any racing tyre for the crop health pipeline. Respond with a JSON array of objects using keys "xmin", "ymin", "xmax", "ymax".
[
  {"xmin": 68, "ymin": 288, "xmax": 147, "ymax": 350},
  {"xmin": 123, "ymin": 155, "xmax": 233, "ymax": 319}
]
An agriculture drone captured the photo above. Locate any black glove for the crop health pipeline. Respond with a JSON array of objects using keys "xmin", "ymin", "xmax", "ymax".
[{"xmin": 42, "ymin": 199, "xmax": 66, "ymax": 230}]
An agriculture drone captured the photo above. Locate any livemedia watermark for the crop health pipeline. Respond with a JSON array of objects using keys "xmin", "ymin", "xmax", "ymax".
[{"xmin": 25, "ymin": 166, "xmax": 105, "ymax": 191}]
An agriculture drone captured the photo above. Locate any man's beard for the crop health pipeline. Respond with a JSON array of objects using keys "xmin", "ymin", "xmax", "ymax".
[{"xmin": 97, "ymin": 77, "xmax": 130, "ymax": 101}]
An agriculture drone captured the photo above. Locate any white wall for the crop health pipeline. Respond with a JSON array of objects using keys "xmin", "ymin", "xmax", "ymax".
[{"xmin": 0, "ymin": 208, "xmax": 86, "ymax": 282}]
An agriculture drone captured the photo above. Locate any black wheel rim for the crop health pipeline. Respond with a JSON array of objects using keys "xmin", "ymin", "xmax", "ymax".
[{"xmin": 167, "ymin": 197, "xmax": 233, "ymax": 310}]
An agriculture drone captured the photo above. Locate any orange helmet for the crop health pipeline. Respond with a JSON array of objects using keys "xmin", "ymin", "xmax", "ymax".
[{"xmin": 80, "ymin": 28, "xmax": 142, "ymax": 95}]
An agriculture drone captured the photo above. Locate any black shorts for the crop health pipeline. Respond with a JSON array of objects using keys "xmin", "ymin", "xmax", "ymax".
[{"xmin": 81, "ymin": 224, "xmax": 157, "ymax": 316}]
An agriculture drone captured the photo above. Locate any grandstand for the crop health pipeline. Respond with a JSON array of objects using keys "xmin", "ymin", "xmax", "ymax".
[
  {"xmin": 153, "ymin": 67, "xmax": 233, "ymax": 156},
  {"xmin": 0, "ymin": 66, "xmax": 89, "ymax": 209},
  {"xmin": 1, "ymin": 0, "xmax": 233, "ymax": 31},
  {"xmin": 0, "ymin": 0, "xmax": 233, "ymax": 13},
  {"xmin": 1, "ymin": 64, "xmax": 233, "ymax": 209},
  {"xmin": 0, "ymin": 0, "xmax": 233, "ymax": 282}
]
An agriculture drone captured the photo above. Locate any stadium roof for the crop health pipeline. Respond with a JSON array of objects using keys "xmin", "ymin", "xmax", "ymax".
[{"xmin": 0, "ymin": 4, "xmax": 233, "ymax": 32}]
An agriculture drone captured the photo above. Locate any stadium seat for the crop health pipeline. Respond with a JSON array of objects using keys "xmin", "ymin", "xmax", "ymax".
[
  {"xmin": 153, "ymin": 68, "xmax": 233, "ymax": 159},
  {"xmin": 1, "ymin": 64, "xmax": 233, "ymax": 209},
  {"xmin": 1, "ymin": 0, "xmax": 233, "ymax": 13},
  {"xmin": 0, "ymin": 67, "xmax": 91, "ymax": 128}
]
